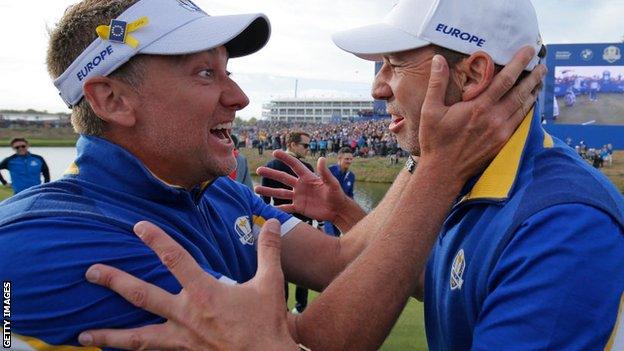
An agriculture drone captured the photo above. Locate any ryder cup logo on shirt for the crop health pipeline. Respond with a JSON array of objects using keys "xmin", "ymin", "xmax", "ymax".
[
  {"xmin": 603, "ymin": 46, "xmax": 621, "ymax": 64},
  {"xmin": 234, "ymin": 216, "xmax": 255, "ymax": 245},
  {"xmin": 29, "ymin": 160, "xmax": 38, "ymax": 167},
  {"xmin": 450, "ymin": 249, "xmax": 466, "ymax": 290}
]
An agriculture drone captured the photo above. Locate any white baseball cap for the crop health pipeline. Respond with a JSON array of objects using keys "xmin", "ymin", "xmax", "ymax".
[
  {"xmin": 54, "ymin": 0, "xmax": 271, "ymax": 108},
  {"xmin": 332, "ymin": 0, "xmax": 542, "ymax": 70}
]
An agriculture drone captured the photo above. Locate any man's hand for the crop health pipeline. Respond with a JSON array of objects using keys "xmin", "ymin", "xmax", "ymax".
[
  {"xmin": 419, "ymin": 46, "xmax": 547, "ymax": 182},
  {"xmin": 255, "ymin": 150, "xmax": 350, "ymax": 222},
  {"xmin": 78, "ymin": 220, "xmax": 297, "ymax": 351}
]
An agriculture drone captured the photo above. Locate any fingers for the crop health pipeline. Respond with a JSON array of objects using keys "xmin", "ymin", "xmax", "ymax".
[
  {"xmin": 85, "ymin": 264, "xmax": 176, "ymax": 319},
  {"xmin": 272, "ymin": 150, "xmax": 314, "ymax": 177},
  {"xmin": 499, "ymin": 63, "xmax": 546, "ymax": 118},
  {"xmin": 79, "ymin": 323, "xmax": 176, "ymax": 350},
  {"xmin": 254, "ymin": 186, "xmax": 294, "ymax": 201},
  {"xmin": 422, "ymin": 55, "xmax": 450, "ymax": 111},
  {"xmin": 482, "ymin": 46, "xmax": 536, "ymax": 104},
  {"xmin": 254, "ymin": 219, "xmax": 284, "ymax": 288},
  {"xmin": 316, "ymin": 157, "xmax": 335, "ymax": 184},
  {"xmin": 501, "ymin": 90, "xmax": 540, "ymax": 137},
  {"xmin": 275, "ymin": 204, "xmax": 296, "ymax": 213},
  {"xmin": 134, "ymin": 221, "xmax": 210, "ymax": 292},
  {"xmin": 256, "ymin": 167, "xmax": 298, "ymax": 188}
]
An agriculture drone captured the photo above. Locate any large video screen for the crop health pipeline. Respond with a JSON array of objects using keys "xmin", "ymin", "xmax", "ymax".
[{"xmin": 552, "ymin": 66, "xmax": 624, "ymax": 125}]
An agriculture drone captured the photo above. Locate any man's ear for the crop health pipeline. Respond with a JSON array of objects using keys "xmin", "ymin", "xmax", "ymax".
[
  {"xmin": 83, "ymin": 76, "xmax": 139, "ymax": 128},
  {"xmin": 457, "ymin": 51, "xmax": 495, "ymax": 101}
]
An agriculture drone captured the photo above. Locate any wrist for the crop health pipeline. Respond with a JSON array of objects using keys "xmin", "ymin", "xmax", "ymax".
[{"xmin": 414, "ymin": 158, "xmax": 464, "ymax": 195}]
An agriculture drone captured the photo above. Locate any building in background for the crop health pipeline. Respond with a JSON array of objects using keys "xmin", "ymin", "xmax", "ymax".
[{"xmin": 262, "ymin": 98, "xmax": 374, "ymax": 123}]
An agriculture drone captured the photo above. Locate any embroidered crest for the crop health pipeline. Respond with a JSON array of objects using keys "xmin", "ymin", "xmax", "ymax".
[
  {"xmin": 450, "ymin": 249, "xmax": 466, "ymax": 290},
  {"xmin": 234, "ymin": 216, "xmax": 254, "ymax": 246}
]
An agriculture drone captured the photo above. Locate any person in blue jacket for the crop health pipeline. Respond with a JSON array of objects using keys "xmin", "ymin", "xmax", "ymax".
[
  {"xmin": 0, "ymin": 138, "xmax": 50, "ymax": 194},
  {"xmin": 324, "ymin": 147, "xmax": 355, "ymax": 236}
]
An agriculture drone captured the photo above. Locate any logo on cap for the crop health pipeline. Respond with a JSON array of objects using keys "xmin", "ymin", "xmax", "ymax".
[
  {"xmin": 603, "ymin": 46, "xmax": 621, "ymax": 64},
  {"xmin": 580, "ymin": 49, "xmax": 594, "ymax": 61},
  {"xmin": 177, "ymin": 0, "xmax": 203, "ymax": 12},
  {"xmin": 435, "ymin": 23, "xmax": 486, "ymax": 48},
  {"xmin": 108, "ymin": 20, "xmax": 128, "ymax": 44}
]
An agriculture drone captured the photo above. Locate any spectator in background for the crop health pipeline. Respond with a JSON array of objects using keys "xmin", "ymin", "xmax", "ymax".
[
  {"xmin": 319, "ymin": 137, "xmax": 328, "ymax": 157},
  {"xmin": 261, "ymin": 131, "xmax": 314, "ymax": 314},
  {"xmin": 229, "ymin": 135, "xmax": 253, "ymax": 190},
  {"xmin": 324, "ymin": 147, "xmax": 355, "ymax": 237},
  {"xmin": 309, "ymin": 138, "xmax": 317, "ymax": 156},
  {"xmin": 0, "ymin": 138, "xmax": 50, "ymax": 194}
]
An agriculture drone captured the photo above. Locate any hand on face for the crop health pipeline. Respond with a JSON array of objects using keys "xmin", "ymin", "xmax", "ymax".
[
  {"xmin": 78, "ymin": 220, "xmax": 296, "ymax": 350},
  {"xmin": 255, "ymin": 150, "xmax": 348, "ymax": 222},
  {"xmin": 417, "ymin": 46, "xmax": 547, "ymax": 182}
]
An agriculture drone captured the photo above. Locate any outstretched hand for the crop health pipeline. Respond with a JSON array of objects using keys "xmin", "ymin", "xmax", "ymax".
[
  {"xmin": 418, "ymin": 46, "xmax": 547, "ymax": 182},
  {"xmin": 78, "ymin": 220, "xmax": 296, "ymax": 350},
  {"xmin": 255, "ymin": 150, "xmax": 349, "ymax": 222}
]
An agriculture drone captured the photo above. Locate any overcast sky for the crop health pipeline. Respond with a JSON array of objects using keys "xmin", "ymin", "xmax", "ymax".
[{"xmin": 1, "ymin": 0, "xmax": 623, "ymax": 119}]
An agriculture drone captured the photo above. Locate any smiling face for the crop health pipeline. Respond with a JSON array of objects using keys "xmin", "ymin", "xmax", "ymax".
[
  {"xmin": 11, "ymin": 141, "xmax": 29, "ymax": 156},
  {"xmin": 128, "ymin": 46, "xmax": 249, "ymax": 188},
  {"xmin": 373, "ymin": 46, "xmax": 462, "ymax": 156}
]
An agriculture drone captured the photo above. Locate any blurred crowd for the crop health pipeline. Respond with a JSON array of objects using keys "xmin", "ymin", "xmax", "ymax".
[
  {"xmin": 233, "ymin": 120, "xmax": 407, "ymax": 159},
  {"xmin": 568, "ymin": 138, "xmax": 614, "ymax": 169}
]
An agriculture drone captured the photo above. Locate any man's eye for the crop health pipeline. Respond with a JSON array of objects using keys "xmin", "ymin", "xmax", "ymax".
[{"xmin": 199, "ymin": 69, "xmax": 214, "ymax": 78}]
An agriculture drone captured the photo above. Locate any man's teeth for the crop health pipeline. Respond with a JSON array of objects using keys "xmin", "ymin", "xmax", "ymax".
[{"xmin": 211, "ymin": 122, "xmax": 232, "ymax": 131}]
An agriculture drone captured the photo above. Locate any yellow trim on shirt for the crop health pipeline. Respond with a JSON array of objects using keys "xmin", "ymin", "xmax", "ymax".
[{"xmin": 463, "ymin": 108, "xmax": 534, "ymax": 201}]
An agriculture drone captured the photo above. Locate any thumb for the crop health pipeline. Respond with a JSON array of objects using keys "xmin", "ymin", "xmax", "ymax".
[
  {"xmin": 422, "ymin": 54, "xmax": 450, "ymax": 112},
  {"xmin": 255, "ymin": 219, "xmax": 284, "ymax": 287},
  {"xmin": 317, "ymin": 157, "xmax": 335, "ymax": 184}
]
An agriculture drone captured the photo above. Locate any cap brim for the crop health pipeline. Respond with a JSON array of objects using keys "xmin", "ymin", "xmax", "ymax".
[
  {"xmin": 332, "ymin": 23, "xmax": 429, "ymax": 61},
  {"xmin": 141, "ymin": 13, "xmax": 270, "ymax": 58}
]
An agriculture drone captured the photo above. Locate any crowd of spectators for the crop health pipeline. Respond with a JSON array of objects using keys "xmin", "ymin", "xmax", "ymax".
[
  {"xmin": 233, "ymin": 120, "xmax": 407, "ymax": 160},
  {"xmin": 569, "ymin": 138, "xmax": 614, "ymax": 169}
]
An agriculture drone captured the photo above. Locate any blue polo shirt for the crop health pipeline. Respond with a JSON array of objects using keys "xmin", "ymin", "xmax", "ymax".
[
  {"xmin": 324, "ymin": 165, "xmax": 355, "ymax": 236},
  {"xmin": 424, "ymin": 107, "xmax": 624, "ymax": 350},
  {"xmin": 0, "ymin": 135, "xmax": 300, "ymax": 350},
  {"xmin": 328, "ymin": 164, "xmax": 355, "ymax": 198},
  {"xmin": 0, "ymin": 153, "xmax": 50, "ymax": 194}
]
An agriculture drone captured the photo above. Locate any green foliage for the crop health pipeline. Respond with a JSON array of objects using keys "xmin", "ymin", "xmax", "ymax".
[
  {"xmin": 0, "ymin": 187, "xmax": 12, "ymax": 201},
  {"xmin": 286, "ymin": 284, "xmax": 428, "ymax": 350},
  {"xmin": 240, "ymin": 148, "xmax": 404, "ymax": 183}
]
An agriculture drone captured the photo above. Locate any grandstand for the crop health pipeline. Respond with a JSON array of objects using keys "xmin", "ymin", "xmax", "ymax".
[{"xmin": 262, "ymin": 98, "xmax": 374, "ymax": 123}]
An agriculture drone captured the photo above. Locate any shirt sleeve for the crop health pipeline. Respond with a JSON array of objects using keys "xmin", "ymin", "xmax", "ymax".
[
  {"xmin": 246, "ymin": 187, "xmax": 300, "ymax": 237},
  {"xmin": 0, "ymin": 157, "xmax": 8, "ymax": 185},
  {"xmin": 472, "ymin": 204, "xmax": 624, "ymax": 351},
  {"xmin": 38, "ymin": 156, "xmax": 50, "ymax": 183},
  {"xmin": 0, "ymin": 216, "xmax": 226, "ymax": 348}
]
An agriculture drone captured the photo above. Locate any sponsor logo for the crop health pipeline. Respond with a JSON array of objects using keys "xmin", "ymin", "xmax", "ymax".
[
  {"xmin": 450, "ymin": 249, "xmax": 465, "ymax": 290},
  {"xmin": 234, "ymin": 216, "xmax": 255, "ymax": 246},
  {"xmin": 29, "ymin": 160, "xmax": 38, "ymax": 167},
  {"xmin": 603, "ymin": 46, "xmax": 621, "ymax": 63},
  {"xmin": 555, "ymin": 51, "xmax": 571, "ymax": 60},
  {"xmin": 77, "ymin": 45, "xmax": 114, "ymax": 82},
  {"xmin": 177, "ymin": 0, "xmax": 203, "ymax": 12},
  {"xmin": 435, "ymin": 23, "xmax": 486, "ymax": 47},
  {"xmin": 580, "ymin": 49, "xmax": 594, "ymax": 61}
]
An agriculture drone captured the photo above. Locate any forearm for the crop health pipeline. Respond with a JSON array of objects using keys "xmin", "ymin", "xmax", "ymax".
[
  {"xmin": 334, "ymin": 169, "xmax": 411, "ymax": 269},
  {"xmin": 293, "ymin": 162, "xmax": 463, "ymax": 350}
]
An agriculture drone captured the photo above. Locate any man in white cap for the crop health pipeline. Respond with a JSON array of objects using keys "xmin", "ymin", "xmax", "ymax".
[{"xmin": 0, "ymin": 1, "xmax": 565, "ymax": 351}]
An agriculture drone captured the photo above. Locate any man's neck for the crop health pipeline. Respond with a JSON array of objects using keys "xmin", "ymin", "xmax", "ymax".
[{"xmin": 286, "ymin": 150, "xmax": 301, "ymax": 159}]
